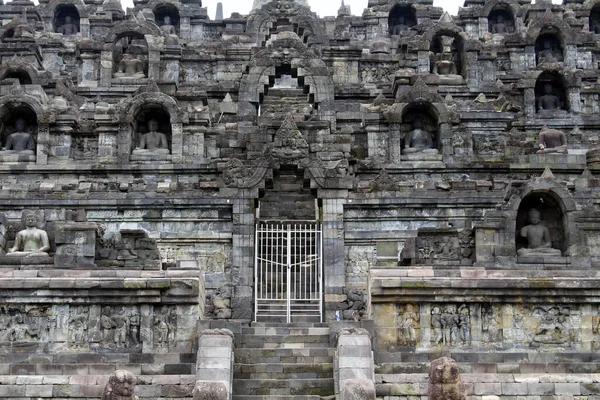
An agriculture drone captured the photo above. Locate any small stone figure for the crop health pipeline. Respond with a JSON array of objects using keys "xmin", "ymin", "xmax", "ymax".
[
  {"xmin": 441, "ymin": 306, "xmax": 455, "ymax": 345},
  {"xmin": 1, "ymin": 118, "xmax": 35, "ymax": 155},
  {"xmin": 457, "ymin": 305, "xmax": 470, "ymax": 345},
  {"xmin": 537, "ymin": 125, "xmax": 568, "ymax": 154},
  {"xmin": 403, "ymin": 117, "xmax": 439, "ymax": 155},
  {"xmin": 428, "ymin": 357, "xmax": 466, "ymax": 400},
  {"xmin": 211, "ymin": 289, "xmax": 232, "ymax": 319},
  {"xmin": 57, "ymin": 15, "xmax": 78, "ymax": 35},
  {"xmin": 490, "ymin": 14, "xmax": 510, "ymax": 34},
  {"xmin": 132, "ymin": 119, "xmax": 170, "ymax": 155},
  {"xmin": 7, "ymin": 213, "xmax": 50, "ymax": 256},
  {"xmin": 69, "ymin": 306, "xmax": 88, "ymax": 347},
  {"xmin": 11, "ymin": 313, "xmax": 38, "ymax": 342},
  {"xmin": 160, "ymin": 16, "xmax": 176, "ymax": 35},
  {"xmin": 398, "ymin": 304, "xmax": 419, "ymax": 345},
  {"xmin": 101, "ymin": 306, "xmax": 114, "ymax": 343},
  {"xmin": 537, "ymin": 84, "xmax": 562, "ymax": 111},
  {"xmin": 517, "ymin": 209, "xmax": 562, "ymax": 257},
  {"xmin": 129, "ymin": 309, "xmax": 140, "ymax": 346},
  {"xmin": 102, "ymin": 370, "xmax": 139, "ymax": 400},
  {"xmin": 342, "ymin": 288, "xmax": 366, "ymax": 321},
  {"xmin": 434, "ymin": 53, "xmax": 458, "ymax": 75},
  {"xmin": 114, "ymin": 54, "xmax": 145, "ymax": 78},
  {"xmin": 112, "ymin": 307, "xmax": 129, "ymax": 347},
  {"xmin": 537, "ymin": 38, "xmax": 563, "ymax": 63}
]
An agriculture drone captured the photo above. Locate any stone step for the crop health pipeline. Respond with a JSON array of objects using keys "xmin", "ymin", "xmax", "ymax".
[
  {"xmin": 234, "ymin": 362, "xmax": 334, "ymax": 379},
  {"xmin": 240, "ymin": 334, "xmax": 330, "ymax": 348},
  {"xmin": 242, "ymin": 326, "xmax": 330, "ymax": 336},
  {"xmin": 233, "ymin": 378, "xmax": 334, "ymax": 396},
  {"xmin": 4, "ymin": 362, "xmax": 194, "ymax": 376},
  {"xmin": 376, "ymin": 361, "xmax": 600, "ymax": 374},
  {"xmin": 235, "ymin": 347, "xmax": 335, "ymax": 364},
  {"xmin": 232, "ymin": 396, "xmax": 326, "ymax": 400},
  {"xmin": 249, "ymin": 322, "xmax": 328, "ymax": 328}
]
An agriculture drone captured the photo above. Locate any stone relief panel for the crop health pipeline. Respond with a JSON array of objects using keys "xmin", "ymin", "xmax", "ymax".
[
  {"xmin": 373, "ymin": 303, "xmax": 590, "ymax": 352},
  {"xmin": 0, "ymin": 305, "xmax": 50, "ymax": 346},
  {"xmin": 153, "ymin": 306, "xmax": 176, "ymax": 352},
  {"xmin": 360, "ymin": 63, "xmax": 396, "ymax": 85},
  {"xmin": 402, "ymin": 229, "xmax": 475, "ymax": 265},
  {"xmin": 98, "ymin": 306, "xmax": 141, "ymax": 350},
  {"xmin": 345, "ymin": 245, "xmax": 375, "ymax": 286}
]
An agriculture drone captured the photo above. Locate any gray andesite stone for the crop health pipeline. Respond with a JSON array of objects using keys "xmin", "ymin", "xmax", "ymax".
[
  {"xmin": 341, "ymin": 379, "xmax": 376, "ymax": 400},
  {"xmin": 193, "ymin": 381, "xmax": 228, "ymax": 400}
]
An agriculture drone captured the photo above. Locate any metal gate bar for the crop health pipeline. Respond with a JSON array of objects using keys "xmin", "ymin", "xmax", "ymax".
[{"xmin": 255, "ymin": 221, "xmax": 323, "ymax": 323}]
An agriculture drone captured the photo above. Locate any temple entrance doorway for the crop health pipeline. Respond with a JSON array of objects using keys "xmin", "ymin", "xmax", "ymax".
[{"xmin": 254, "ymin": 220, "xmax": 323, "ymax": 323}]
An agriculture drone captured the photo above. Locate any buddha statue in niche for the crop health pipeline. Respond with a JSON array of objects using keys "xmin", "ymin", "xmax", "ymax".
[
  {"xmin": 132, "ymin": 119, "xmax": 170, "ymax": 155},
  {"xmin": 537, "ymin": 84, "xmax": 562, "ymax": 111},
  {"xmin": 537, "ymin": 38, "xmax": 563, "ymax": 63},
  {"xmin": 517, "ymin": 209, "xmax": 562, "ymax": 257},
  {"xmin": 0, "ymin": 118, "xmax": 35, "ymax": 155},
  {"xmin": 6, "ymin": 213, "xmax": 50, "ymax": 257},
  {"xmin": 537, "ymin": 125, "xmax": 567, "ymax": 154},
  {"xmin": 390, "ymin": 15, "xmax": 409, "ymax": 35},
  {"xmin": 402, "ymin": 116, "xmax": 439, "ymax": 155},
  {"xmin": 114, "ymin": 53, "xmax": 145, "ymax": 78},
  {"xmin": 160, "ymin": 16, "xmax": 176, "ymax": 36},
  {"xmin": 431, "ymin": 38, "xmax": 459, "ymax": 76},
  {"xmin": 490, "ymin": 14, "xmax": 510, "ymax": 34},
  {"xmin": 57, "ymin": 15, "xmax": 78, "ymax": 35}
]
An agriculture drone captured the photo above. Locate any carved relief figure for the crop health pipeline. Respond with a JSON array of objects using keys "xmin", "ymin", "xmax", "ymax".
[
  {"xmin": 482, "ymin": 305, "xmax": 502, "ymax": 343},
  {"xmin": 129, "ymin": 308, "xmax": 140, "ymax": 346},
  {"xmin": 132, "ymin": 119, "xmax": 170, "ymax": 155},
  {"xmin": 112, "ymin": 307, "xmax": 129, "ymax": 347},
  {"xmin": 402, "ymin": 117, "xmax": 438, "ymax": 155},
  {"xmin": 533, "ymin": 307, "xmax": 570, "ymax": 345},
  {"xmin": 11, "ymin": 313, "xmax": 39, "ymax": 342},
  {"xmin": 102, "ymin": 370, "xmax": 139, "ymax": 400},
  {"xmin": 517, "ymin": 209, "xmax": 562, "ymax": 257},
  {"xmin": 114, "ymin": 54, "xmax": 145, "ymax": 78},
  {"xmin": 210, "ymin": 288, "xmax": 232, "ymax": 319},
  {"xmin": 537, "ymin": 125, "xmax": 568, "ymax": 154},
  {"xmin": 7, "ymin": 213, "xmax": 50, "ymax": 257},
  {"xmin": 537, "ymin": 84, "xmax": 562, "ymax": 111},
  {"xmin": 490, "ymin": 14, "xmax": 509, "ymax": 34},
  {"xmin": 430, "ymin": 36, "xmax": 460, "ymax": 76},
  {"xmin": 342, "ymin": 288, "xmax": 366, "ymax": 321},
  {"xmin": 69, "ymin": 306, "xmax": 88, "ymax": 348},
  {"xmin": 457, "ymin": 305, "xmax": 470, "ymax": 345},
  {"xmin": 1, "ymin": 118, "xmax": 35, "ymax": 155},
  {"xmin": 398, "ymin": 304, "xmax": 419, "ymax": 345},
  {"xmin": 431, "ymin": 306, "xmax": 443, "ymax": 344}
]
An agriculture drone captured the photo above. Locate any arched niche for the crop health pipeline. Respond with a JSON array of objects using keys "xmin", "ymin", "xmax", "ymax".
[
  {"xmin": 430, "ymin": 33, "xmax": 465, "ymax": 77},
  {"xmin": 154, "ymin": 3, "xmax": 180, "ymax": 36},
  {"xmin": 259, "ymin": 63, "xmax": 315, "ymax": 120},
  {"xmin": 388, "ymin": 4, "xmax": 416, "ymax": 35},
  {"xmin": 535, "ymin": 71, "xmax": 568, "ymax": 113},
  {"xmin": 488, "ymin": 4, "xmax": 515, "ymax": 34},
  {"xmin": 238, "ymin": 32, "xmax": 335, "ymax": 129},
  {"xmin": 515, "ymin": 192, "xmax": 566, "ymax": 256},
  {"xmin": 54, "ymin": 4, "xmax": 80, "ymax": 35},
  {"xmin": 400, "ymin": 104, "xmax": 440, "ymax": 155},
  {"xmin": 2, "ymin": 70, "xmax": 32, "ymax": 85},
  {"xmin": 590, "ymin": 4, "xmax": 600, "ymax": 33},
  {"xmin": 0, "ymin": 104, "xmax": 38, "ymax": 162},
  {"xmin": 112, "ymin": 32, "xmax": 149, "ymax": 78},
  {"xmin": 131, "ymin": 104, "xmax": 172, "ymax": 155},
  {"xmin": 535, "ymin": 32, "xmax": 564, "ymax": 65}
]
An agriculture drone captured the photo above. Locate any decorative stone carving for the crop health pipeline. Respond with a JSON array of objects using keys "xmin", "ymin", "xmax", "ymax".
[
  {"xmin": 482, "ymin": 304, "xmax": 503, "ymax": 343},
  {"xmin": 368, "ymin": 170, "xmax": 399, "ymax": 192},
  {"xmin": 6, "ymin": 212, "xmax": 50, "ymax": 257},
  {"xmin": 0, "ymin": 306, "xmax": 49, "ymax": 343},
  {"xmin": 207, "ymin": 288, "xmax": 232, "ymax": 319},
  {"xmin": 428, "ymin": 357, "xmax": 466, "ymax": 400},
  {"xmin": 96, "ymin": 228, "xmax": 161, "ymax": 269},
  {"xmin": 0, "ymin": 118, "xmax": 35, "ymax": 156},
  {"xmin": 532, "ymin": 306, "xmax": 570, "ymax": 345},
  {"xmin": 102, "ymin": 370, "xmax": 139, "ymax": 400},
  {"xmin": 153, "ymin": 306, "xmax": 175, "ymax": 349},
  {"xmin": 403, "ymin": 229, "xmax": 475, "ymax": 265},
  {"xmin": 221, "ymin": 158, "xmax": 269, "ymax": 189},
  {"xmin": 537, "ymin": 37, "xmax": 563, "ymax": 64},
  {"xmin": 398, "ymin": 304, "xmax": 419, "ymax": 346},
  {"xmin": 517, "ymin": 209, "xmax": 562, "ymax": 257},
  {"xmin": 537, "ymin": 125, "xmax": 567, "ymax": 154},
  {"xmin": 269, "ymin": 115, "xmax": 309, "ymax": 162},
  {"xmin": 57, "ymin": 15, "xmax": 78, "ymax": 35}
]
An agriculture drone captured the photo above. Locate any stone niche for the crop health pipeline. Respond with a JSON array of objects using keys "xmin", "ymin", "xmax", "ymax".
[
  {"xmin": 129, "ymin": 104, "xmax": 173, "ymax": 162},
  {"xmin": 515, "ymin": 192, "xmax": 566, "ymax": 257},
  {"xmin": 535, "ymin": 32, "xmax": 564, "ymax": 65},
  {"xmin": 488, "ymin": 5, "xmax": 515, "ymax": 35},
  {"xmin": 0, "ymin": 106, "xmax": 38, "ymax": 163},
  {"xmin": 112, "ymin": 33, "xmax": 149, "ymax": 79},
  {"xmin": 400, "ymin": 105, "xmax": 443, "ymax": 161},
  {"xmin": 154, "ymin": 3, "xmax": 180, "ymax": 36},
  {"xmin": 53, "ymin": 4, "xmax": 80, "ymax": 35},
  {"xmin": 388, "ymin": 4, "xmax": 416, "ymax": 35},
  {"xmin": 535, "ymin": 70, "xmax": 568, "ymax": 113}
]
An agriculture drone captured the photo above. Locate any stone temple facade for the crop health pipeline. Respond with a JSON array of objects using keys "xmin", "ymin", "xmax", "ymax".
[{"xmin": 0, "ymin": 0, "xmax": 600, "ymax": 398}]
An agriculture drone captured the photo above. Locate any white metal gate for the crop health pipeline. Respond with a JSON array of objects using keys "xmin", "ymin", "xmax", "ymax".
[{"xmin": 254, "ymin": 221, "xmax": 323, "ymax": 323}]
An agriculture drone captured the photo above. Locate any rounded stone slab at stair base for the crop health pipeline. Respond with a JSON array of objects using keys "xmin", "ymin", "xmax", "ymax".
[{"xmin": 193, "ymin": 381, "xmax": 228, "ymax": 400}]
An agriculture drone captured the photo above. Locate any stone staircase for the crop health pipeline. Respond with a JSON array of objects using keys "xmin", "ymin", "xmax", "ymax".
[
  {"xmin": 0, "ymin": 351, "xmax": 197, "ymax": 398},
  {"xmin": 232, "ymin": 323, "xmax": 335, "ymax": 399}
]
